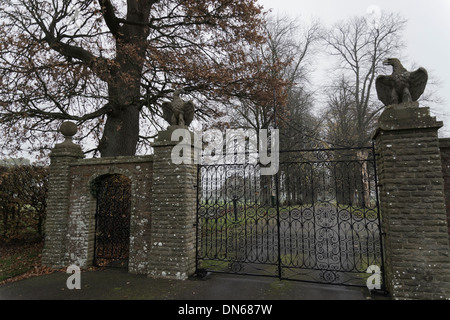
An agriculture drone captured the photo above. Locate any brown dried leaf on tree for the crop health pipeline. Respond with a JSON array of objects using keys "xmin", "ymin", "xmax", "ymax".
[{"xmin": 0, "ymin": 0, "xmax": 288, "ymax": 159}]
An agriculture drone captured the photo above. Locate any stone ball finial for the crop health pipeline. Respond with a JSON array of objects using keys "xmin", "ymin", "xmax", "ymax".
[
  {"xmin": 59, "ymin": 121, "xmax": 77, "ymax": 137},
  {"xmin": 52, "ymin": 121, "xmax": 83, "ymax": 157}
]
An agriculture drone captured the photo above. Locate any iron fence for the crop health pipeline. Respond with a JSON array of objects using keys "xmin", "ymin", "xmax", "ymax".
[{"xmin": 196, "ymin": 144, "xmax": 385, "ymax": 288}]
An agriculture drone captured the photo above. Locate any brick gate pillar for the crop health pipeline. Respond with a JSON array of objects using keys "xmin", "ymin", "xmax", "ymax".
[
  {"xmin": 439, "ymin": 138, "xmax": 450, "ymax": 240},
  {"xmin": 373, "ymin": 102, "xmax": 450, "ymax": 299},
  {"xmin": 42, "ymin": 122, "xmax": 84, "ymax": 268},
  {"xmin": 147, "ymin": 126, "xmax": 198, "ymax": 280}
]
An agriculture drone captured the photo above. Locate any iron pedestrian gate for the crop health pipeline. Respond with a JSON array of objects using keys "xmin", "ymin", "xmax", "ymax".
[
  {"xmin": 93, "ymin": 174, "xmax": 132, "ymax": 267},
  {"xmin": 195, "ymin": 145, "xmax": 385, "ymax": 288}
]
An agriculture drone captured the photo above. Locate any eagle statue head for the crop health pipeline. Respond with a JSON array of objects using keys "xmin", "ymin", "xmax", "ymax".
[
  {"xmin": 382, "ymin": 58, "xmax": 407, "ymax": 73},
  {"xmin": 382, "ymin": 58, "xmax": 400, "ymax": 66},
  {"xmin": 173, "ymin": 88, "xmax": 185, "ymax": 97}
]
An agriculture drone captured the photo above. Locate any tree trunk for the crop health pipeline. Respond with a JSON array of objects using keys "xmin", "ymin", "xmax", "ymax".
[
  {"xmin": 357, "ymin": 150, "xmax": 371, "ymax": 208},
  {"xmin": 98, "ymin": 2, "xmax": 151, "ymax": 157},
  {"xmin": 98, "ymin": 50, "xmax": 142, "ymax": 157},
  {"xmin": 98, "ymin": 105, "xmax": 140, "ymax": 157}
]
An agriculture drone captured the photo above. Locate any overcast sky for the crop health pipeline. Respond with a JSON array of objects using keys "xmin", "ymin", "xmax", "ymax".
[{"xmin": 258, "ymin": 0, "xmax": 450, "ymax": 137}]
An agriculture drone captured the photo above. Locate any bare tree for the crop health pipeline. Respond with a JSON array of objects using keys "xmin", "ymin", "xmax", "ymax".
[
  {"xmin": 228, "ymin": 14, "xmax": 322, "ymax": 138},
  {"xmin": 279, "ymin": 87, "xmax": 321, "ymax": 151},
  {"xmin": 323, "ymin": 12, "xmax": 407, "ymax": 146},
  {"xmin": 323, "ymin": 77, "xmax": 358, "ymax": 146}
]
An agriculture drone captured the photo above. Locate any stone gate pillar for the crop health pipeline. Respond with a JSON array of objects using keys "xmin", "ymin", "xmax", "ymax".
[
  {"xmin": 42, "ymin": 122, "xmax": 84, "ymax": 268},
  {"xmin": 147, "ymin": 126, "xmax": 198, "ymax": 280},
  {"xmin": 439, "ymin": 138, "xmax": 450, "ymax": 240},
  {"xmin": 373, "ymin": 102, "xmax": 450, "ymax": 299}
]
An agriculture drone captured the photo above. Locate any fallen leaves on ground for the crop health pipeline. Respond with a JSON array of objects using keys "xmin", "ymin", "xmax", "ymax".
[{"xmin": 0, "ymin": 237, "xmax": 59, "ymax": 286}]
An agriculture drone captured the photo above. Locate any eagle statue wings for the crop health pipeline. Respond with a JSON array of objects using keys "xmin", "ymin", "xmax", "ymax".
[
  {"xmin": 376, "ymin": 58, "xmax": 428, "ymax": 106},
  {"xmin": 161, "ymin": 89, "xmax": 195, "ymax": 126}
]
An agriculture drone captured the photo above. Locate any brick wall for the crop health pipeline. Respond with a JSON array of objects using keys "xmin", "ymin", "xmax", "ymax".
[
  {"xmin": 146, "ymin": 128, "xmax": 198, "ymax": 280},
  {"xmin": 66, "ymin": 156, "xmax": 153, "ymax": 274},
  {"xmin": 439, "ymin": 138, "xmax": 450, "ymax": 238},
  {"xmin": 374, "ymin": 105, "xmax": 450, "ymax": 299},
  {"xmin": 43, "ymin": 124, "xmax": 199, "ymax": 280},
  {"xmin": 42, "ymin": 141, "xmax": 84, "ymax": 268},
  {"xmin": 42, "ymin": 149, "xmax": 154, "ymax": 274}
]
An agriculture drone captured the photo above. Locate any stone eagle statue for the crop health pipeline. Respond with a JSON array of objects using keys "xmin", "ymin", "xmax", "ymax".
[
  {"xmin": 376, "ymin": 58, "xmax": 428, "ymax": 106},
  {"xmin": 161, "ymin": 89, "xmax": 195, "ymax": 126}
]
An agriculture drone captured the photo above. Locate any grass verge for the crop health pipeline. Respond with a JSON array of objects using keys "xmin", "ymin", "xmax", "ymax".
[{"xmin": 0, "ymin": 236, "xmax": 58, "ymax": 285}]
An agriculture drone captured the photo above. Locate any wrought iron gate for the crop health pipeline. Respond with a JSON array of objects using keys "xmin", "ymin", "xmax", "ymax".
[
  {"xmin": 93, "ymin": 174, "xmax": 132, "ymax": 267},
  {"xmin": 196, "ymin": 144, "xmax": 385, "ymax": 287}
]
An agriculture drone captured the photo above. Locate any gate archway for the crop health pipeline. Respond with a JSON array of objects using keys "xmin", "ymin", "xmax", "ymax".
[{"xmin": 92, "ymin": 174, "xmax": 132, "ymax": 267}]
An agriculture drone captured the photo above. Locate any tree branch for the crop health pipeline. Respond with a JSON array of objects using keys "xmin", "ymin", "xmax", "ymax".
[
  {"xmin": 44, "ymin": 34, "xmax": 111, "ymax": 82},
  {"xmin": 98, "ymin": 0, "xmax": 121, "ymax": 37}
]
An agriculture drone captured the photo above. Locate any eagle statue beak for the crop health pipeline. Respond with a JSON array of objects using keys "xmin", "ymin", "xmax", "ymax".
[{"xmin": 382, "ymin": 59, "xmax": 390, "ymax": 66}]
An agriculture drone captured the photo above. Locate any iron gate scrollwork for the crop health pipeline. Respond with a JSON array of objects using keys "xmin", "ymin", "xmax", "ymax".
[
  {"xmin": 93, "ymin": 174, "xmax": 132, "ymax": 267},
  {"xmin": 196, "ymin": 144, "xmax": 385, "ymax": 288}
]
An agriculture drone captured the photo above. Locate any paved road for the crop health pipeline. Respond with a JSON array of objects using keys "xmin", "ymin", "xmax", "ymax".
[{"xmin": 0, "ymin": 268, "xmax": 383, "ymax": 300}]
